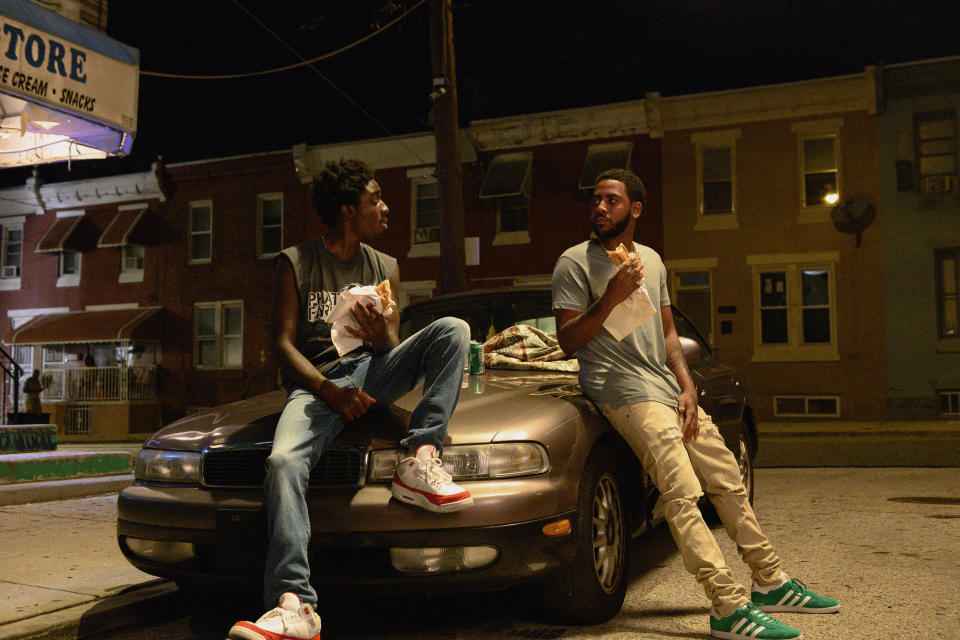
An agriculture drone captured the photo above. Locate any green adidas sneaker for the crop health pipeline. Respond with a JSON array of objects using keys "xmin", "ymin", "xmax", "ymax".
[
  {"xmin": 710, "ymin": 603, "xmax": 802, "ymax": 639},
  {"xmin": 752, "ymin": 576, "xmax": 839, "ymax": 613}
]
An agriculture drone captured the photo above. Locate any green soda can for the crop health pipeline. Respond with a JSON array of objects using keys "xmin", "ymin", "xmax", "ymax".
[{"xmin": 468, "ymin": 341, "xmax": 485, "ymax": 375}]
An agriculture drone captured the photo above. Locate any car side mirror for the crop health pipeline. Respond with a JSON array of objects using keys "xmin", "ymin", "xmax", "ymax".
[{"xmin": 679, "ymin": 336, "xmax": 701, "ymax": 363}]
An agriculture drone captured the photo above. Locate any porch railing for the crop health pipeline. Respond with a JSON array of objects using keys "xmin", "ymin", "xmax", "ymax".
[
  {"xmin": 0, "ymin": 345, "xmax": 22, "ymax": 420},
  {"xmin": 41, "ymin": 366, "xmax": 157, "ymax": 402}
]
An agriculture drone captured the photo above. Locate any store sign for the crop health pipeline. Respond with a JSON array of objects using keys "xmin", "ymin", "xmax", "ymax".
[{"xmin": 0, "ymin": 0, "xmax": 138, "ymax": 166}]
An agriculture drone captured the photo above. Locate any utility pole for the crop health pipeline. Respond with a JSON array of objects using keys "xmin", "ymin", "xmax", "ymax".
[{"xmin": 429, "ymin": 0, "xmax": 468, "ymax": 293}]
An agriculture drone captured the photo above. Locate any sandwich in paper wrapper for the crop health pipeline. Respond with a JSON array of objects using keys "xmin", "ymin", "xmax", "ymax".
[
  {"xmin": 327, "ymin": 280, "xmax": 394, "ymax": 356},
  {"xmin": 603, "ymin": 243, "xmax": 657, "ymax": 340}
]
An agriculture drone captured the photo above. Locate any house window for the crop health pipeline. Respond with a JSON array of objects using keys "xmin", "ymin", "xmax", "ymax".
[
  {"xmin": 480, "ymin": 153, "xmax": 532, "ymax": 246},
  {"xmin": 915, "ymin": 112, "xmax": 957, "ymax": 183},
  {"xmin": 412, "ymin": 179, "xmax": 439, "ymax": 245},
  {"xmin": 773, "ymin": 395, "xmax": 840, "ymax": 418},
  {"xmin": 578, "ymin": 142, "xmax": 632, "ymax": 190},
  {"xmin": 672, "ymin": 270, "xmax": 714, "ymax": 343},
  {"xmin": 41, "ymin": 345, "xmax": 64, "ymax": 399},
  {"xmin": 497, "ymin": 196, "xmax": 529, "ymax": 233},
  {"xmin": 258, "ymin": 193, "xmax": 283, "ymax": 258},
  {"xmin": 119, "ymin": 244, "xmax": 145, "ymax": 283},
  {"xmin": 188, "ymin": 201, "xmax": 213, "ymax": 263},
  {"xmin": 194, "ymin": 301, "xmax": 243, "ymax": 369},
  {"xmin": 692, "ymin": 129, "xmax": 740, "ymax": 230},
  {"xmin": 749, "ymin": 253, "xmax": 839, "ymax": 362},
  {"xmin": 56, "ymin": 250, "xmax": 81, "ymax": 287},
  {"xmin": 802, "ymin": 136, "xmax": 839, "ymax": 207},
  {"xmin": 941, "ymin": 390, "xmax": 960, "ymax": 416},
  {"xmin": 701, "ymin": 147, "xmax": 733, "ymax": 214},
  {"xmin": 2, "ymin": 225, "xmax": 22, "ymax": 279},
  {"xmin": 936, "ymin": 248, "xmax": 959, "ymax": 340}
]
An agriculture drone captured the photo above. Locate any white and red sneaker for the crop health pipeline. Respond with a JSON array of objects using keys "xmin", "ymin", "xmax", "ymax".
[
  {"xmin": 228, "ymin": 592, "xmax": 321, "ymax": 640},
  {"xmin": 391, "ymin": 444, "xmax": 473, "ymax": 512}
]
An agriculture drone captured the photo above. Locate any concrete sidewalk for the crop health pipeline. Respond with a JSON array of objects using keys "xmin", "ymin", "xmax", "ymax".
[{"xmin": 0, "ymin": 494, "xmax": 171, "ymax": 640}]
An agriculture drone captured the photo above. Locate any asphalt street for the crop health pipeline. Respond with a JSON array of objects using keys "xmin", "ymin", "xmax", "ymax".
[{"xmin": 5, "ymin": 467, "xmax": 957, "ymax": 640}]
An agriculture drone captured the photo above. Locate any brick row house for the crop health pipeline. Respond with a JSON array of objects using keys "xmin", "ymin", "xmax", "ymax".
[
  {"xmin": 878, "ymin": 57, "xmax": 960, "ymax": 419},
  {"xmin": 1, "ymin": 60, "xmax": 955, "ymax": 440}
]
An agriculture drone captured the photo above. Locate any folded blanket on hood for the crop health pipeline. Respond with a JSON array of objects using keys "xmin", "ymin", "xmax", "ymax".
[{"xmin": 482, "ymin": 325, "xmax": 579, "ymax": 372}]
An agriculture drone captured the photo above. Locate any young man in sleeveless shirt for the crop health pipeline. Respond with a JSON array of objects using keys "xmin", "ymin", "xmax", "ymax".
[
  {"xmin": 551, "ymin": 169, "xmax": 838, "ymax": 640},
  {"xmin": 230, "ymin": 159, "xmax": 472, "ymax": 640}
]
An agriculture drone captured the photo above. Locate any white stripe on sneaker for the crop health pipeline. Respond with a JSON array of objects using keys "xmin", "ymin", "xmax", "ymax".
[
  {"xmin": 776, "ymin": 591, "xmax": 794, "ymax": 606},
  {"xmin": 799, "ymin": 596, "xmax": 811, "ymax": 607},
  {"xmin": 750, "ymin": 626, "xmax": 766, "ymax": 638},
  {"xmin": 732, "ymin": 618, "xmax": 750, "ymax": 634},
  {"xmin": 742, "ymin": 622, "xmax": 756, "ymax": 635}
]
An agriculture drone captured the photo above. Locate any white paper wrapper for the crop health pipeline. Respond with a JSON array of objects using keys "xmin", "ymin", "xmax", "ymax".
[
  {"xmin": 602, "ymin": 275, "xmax": 657, "ymax": 341},
  {"xmin": 327, "ymin": 285, "xmax": 394, "ymax": 356}
]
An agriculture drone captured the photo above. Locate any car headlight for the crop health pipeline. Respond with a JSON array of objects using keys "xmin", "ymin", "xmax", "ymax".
[
  {"xmin": 367, "ymin": 442, "xmax": 549, "ymax": 483},
  {"xmin": 134, "ymin": 449, "xmax": 201, "ymax": 483}
]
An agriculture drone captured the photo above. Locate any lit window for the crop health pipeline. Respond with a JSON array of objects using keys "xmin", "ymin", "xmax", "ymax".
[
  {"xmin": 578, "ymin": 142, "xmax": 632, "ymax": 190},
  {"xmin": 194, "ymin": 301, "xmax": 243, "ymax": 369},
  {"xmin": 749, "ymin": 253, "xmax": 839, "ymax": 362},
  {"xmin": 188, "ymin": 201, "xmax": 213, "ymax": 263},
  {"xmin": 936, "ymin": 248, "xmax": 959, "ymax": 340},
  {"xmin": 258, "ymin": 194, "xmax": 283, "ymax": 258},
  {"xmin": 802, "ymin": 137, "xmax": 839, "ymax": 207}
]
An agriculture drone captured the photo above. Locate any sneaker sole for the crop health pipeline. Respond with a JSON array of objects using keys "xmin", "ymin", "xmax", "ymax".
[
  {"xmin": 756, "ymin": 604, "xmax": 839, "ymax": 614},
  {"xmin": 227, "ymin": 622, "xmax": 322, "ymax": 640},
  {"xmin": 391, "ymin": 485, "xmax": 473, "ymax": 513},
  {"xmin": 711, "ymin": 630, "xmax": 803, "ymax": 640}
]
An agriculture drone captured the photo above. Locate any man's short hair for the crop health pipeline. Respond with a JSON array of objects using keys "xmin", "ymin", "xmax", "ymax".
[
  {"xmin": 595, "ymin": 168, "xmax": 646, "ymax": 208},
  {"xmin": 312, "ymin": 159, "xmax": 375, "ymax": 226}
]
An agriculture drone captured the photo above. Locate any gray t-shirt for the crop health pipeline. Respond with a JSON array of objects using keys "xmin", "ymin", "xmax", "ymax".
[
  {"xmin": 551, "ymin": 239, "xmax": 681, "ymax": 410},
  {"xmin": 279, "ymin": 238, "xmax": 396, "ymax": 375}
]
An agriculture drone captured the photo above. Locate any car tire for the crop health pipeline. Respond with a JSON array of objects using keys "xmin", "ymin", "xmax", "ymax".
[
  {"xmin": 700, "ymin": 421, "xmax": 755, "ymax": 525},
  {"xmin": 537, "ymin": 444, "xmax": 630, "ymax": 624}
]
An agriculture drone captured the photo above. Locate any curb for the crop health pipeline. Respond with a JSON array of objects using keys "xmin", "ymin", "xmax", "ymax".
[
  {"xmin": 0, "ymin": 580, "xmax": 176, "ymax": 640},
  {"xmin": 0, "ymin": 474, "xmax": 134, "ymax": 506}
]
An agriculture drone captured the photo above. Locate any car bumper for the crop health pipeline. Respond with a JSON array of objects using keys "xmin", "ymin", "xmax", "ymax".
[{"xmin": 117, "ymin": 478, "xmax": 580, "ymax": 594}]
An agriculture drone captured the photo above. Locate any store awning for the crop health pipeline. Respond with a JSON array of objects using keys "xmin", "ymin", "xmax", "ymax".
[
  {"xmin": 98, "ymin": 208, "xmax": 146, "ymax": 247},
  {"xmin": 35, "ymin": 214, "xmax": 83, "ymax": 252},
  {"xmin": 5, "ymin": 307, "xmax": 161, "ymax": 345},
  {"xmin": 0, "ymin": 0, "xmax": 138, "ymax": 167}
]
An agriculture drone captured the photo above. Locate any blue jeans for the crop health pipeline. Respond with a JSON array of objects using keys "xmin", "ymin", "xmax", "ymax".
[{"xmin": 262, "ymin": 317, "xmax": 470, "ymax": 607}]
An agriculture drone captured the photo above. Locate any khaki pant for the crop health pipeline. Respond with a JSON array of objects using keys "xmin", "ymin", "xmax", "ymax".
[{"xmin": 603, "ymin": 401, "xmax": 782, "ymax": 617}]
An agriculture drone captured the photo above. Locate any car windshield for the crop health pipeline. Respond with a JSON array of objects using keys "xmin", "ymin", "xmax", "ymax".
[{"xmin": 400, "ymin": 290, "xmax": 555, "ymax": 343}]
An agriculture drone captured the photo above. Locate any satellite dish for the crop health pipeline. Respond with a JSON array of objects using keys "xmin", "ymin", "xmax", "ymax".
[{"xmin": 830, "ymin": 195, "xmax": 876, "ymax": 248}]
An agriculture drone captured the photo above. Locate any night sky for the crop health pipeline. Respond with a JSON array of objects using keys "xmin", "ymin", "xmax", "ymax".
[{"xmin": 3, "ymin": 0, "xmax": 960, "ymax": 186}]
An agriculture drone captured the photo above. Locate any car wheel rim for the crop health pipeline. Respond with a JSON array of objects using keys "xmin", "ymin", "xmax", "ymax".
[
  {"xmin": 738, "ymin": 435, "xmax": 751, "ymax": 497},
  {"xmin": 592, "ymin": 472, "xmax": 624, "ymax": 594}
]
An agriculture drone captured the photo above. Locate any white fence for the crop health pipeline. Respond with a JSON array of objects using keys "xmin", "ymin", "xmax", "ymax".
[{"xmin": 40, "ymin": 366, "xmax": 157, "ymax": 402}]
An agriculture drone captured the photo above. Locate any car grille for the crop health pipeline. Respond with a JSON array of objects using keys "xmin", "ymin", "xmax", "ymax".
[{"xmin": 202, "ymin": 446, "xmax": 366, "ymax": 488}]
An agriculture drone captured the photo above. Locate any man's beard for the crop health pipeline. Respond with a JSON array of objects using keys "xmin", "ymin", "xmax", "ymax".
[{"xmin": 592, "ymin": 214, "xmax": 631, "ymax": 239}]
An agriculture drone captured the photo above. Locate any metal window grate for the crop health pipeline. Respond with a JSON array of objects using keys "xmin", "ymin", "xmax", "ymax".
[{"xmin": 65, "ymin": 405, "xmax": 91, "ymax": 435}]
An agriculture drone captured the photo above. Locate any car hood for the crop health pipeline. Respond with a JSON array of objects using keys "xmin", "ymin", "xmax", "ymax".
[{"xmin": 145, "ymin": 369, "xmax": 594, "ymax": 452}]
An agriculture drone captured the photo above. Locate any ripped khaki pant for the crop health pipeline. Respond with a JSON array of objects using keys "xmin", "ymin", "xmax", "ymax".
[{"xmin": 603, "ymin": 401, "xmax": 782, "ymax": 617}]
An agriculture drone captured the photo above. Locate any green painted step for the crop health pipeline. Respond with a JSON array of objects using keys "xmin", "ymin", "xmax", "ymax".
[
  {"xmin": 0, "ymin": 451, "xmax": 132, "ymax": 484},
  {"xmin": 0, "ymin": 424, "xmax": 57, "ymax": 453}
]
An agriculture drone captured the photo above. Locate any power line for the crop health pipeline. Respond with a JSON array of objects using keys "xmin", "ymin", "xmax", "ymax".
[
  {"xmin": 140, "ymin": 0, "xmax": 427, "ymax": 80},
  {"xmin": 226, "ymin": 0, "xmax": 431, "ymax": 164}
]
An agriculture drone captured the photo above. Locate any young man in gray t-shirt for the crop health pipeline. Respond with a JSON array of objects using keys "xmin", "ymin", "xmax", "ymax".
[
  {"xmin": 230, "ymin": 159, "xmax": 472, "ymax": 640},
  {"xmin": 552, "ymin": 169, "xmax": 838, "ymax": 640}
]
